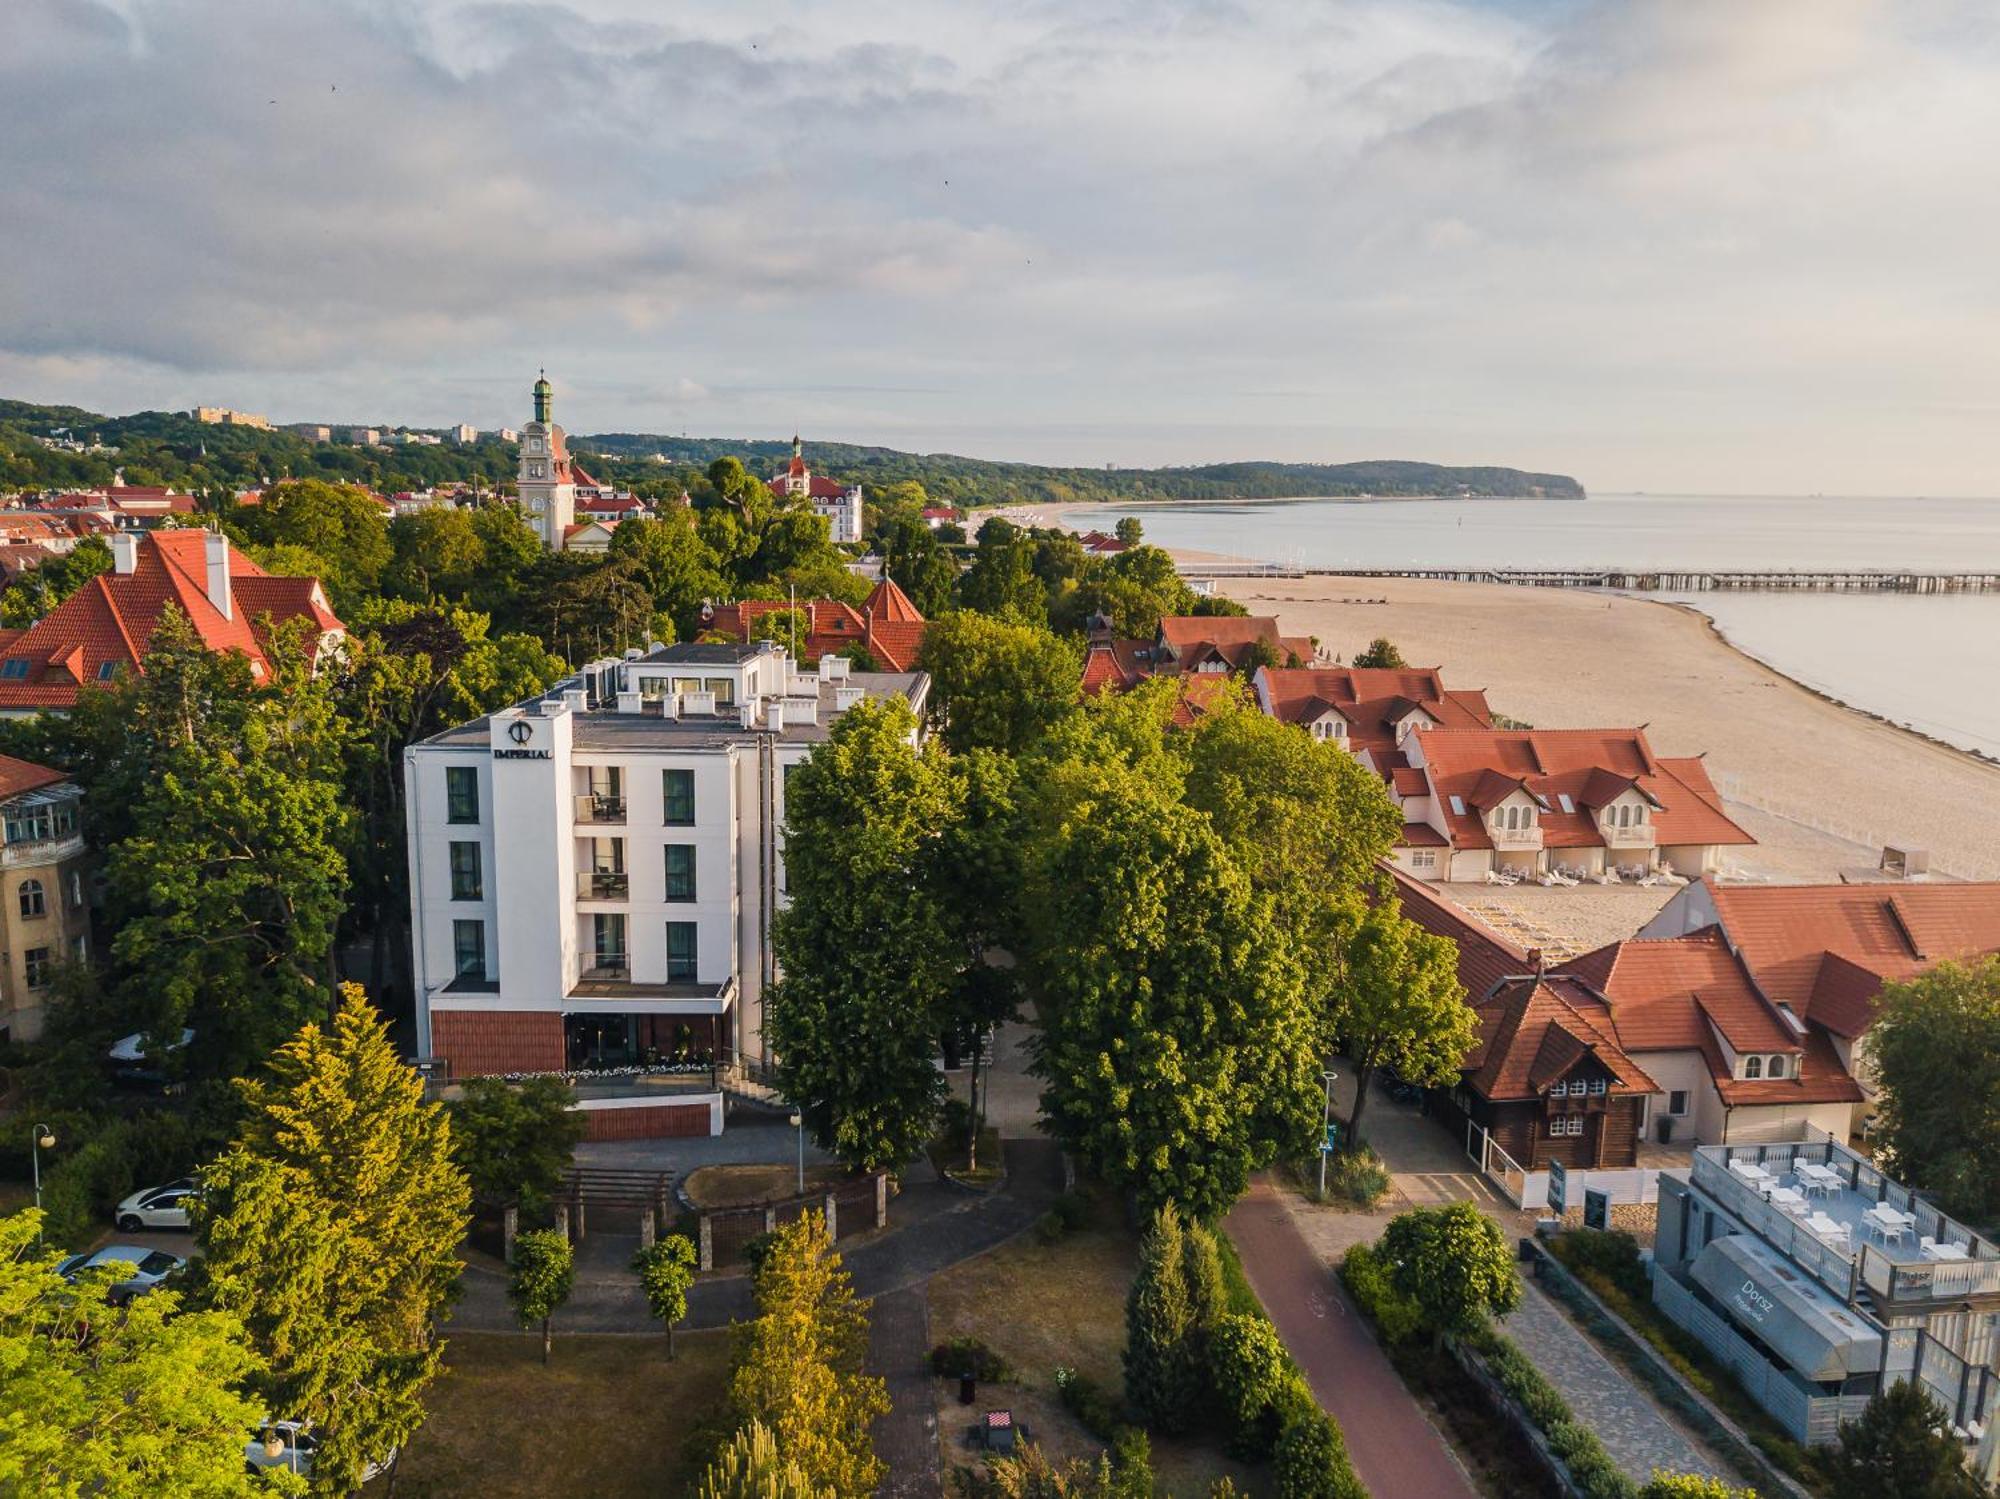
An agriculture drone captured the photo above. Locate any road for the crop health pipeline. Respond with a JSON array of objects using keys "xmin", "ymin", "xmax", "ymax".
[{"xmin": 1225, "ymin": 1179, "xmax": 1479, "ymax": 1499}]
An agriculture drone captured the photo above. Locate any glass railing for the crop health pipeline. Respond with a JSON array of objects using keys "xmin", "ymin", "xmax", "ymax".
[
  {"xmin": 573, "ymin": 794, "xmax": 626, "ymax": 824},
  {"xmin": 1689, "ymin": 1150, "xmax": 1858, "ymax": 1300},
  {"xmin": 576, "ymin": 870, "xmax": 629, "ymax": 900},
  {"xmin": 580, "ymin": 952, "xmax": 630, "ymax": 980}
]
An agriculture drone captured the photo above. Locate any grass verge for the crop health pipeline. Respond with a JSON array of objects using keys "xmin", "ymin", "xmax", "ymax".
[{"xmin": 681, "ymin": 1162, "xmax": 851, "ymax": 1208}]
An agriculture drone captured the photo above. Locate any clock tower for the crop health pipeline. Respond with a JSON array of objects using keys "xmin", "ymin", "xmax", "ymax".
[{"xmin": 517, "ymin": 371, "xmax": 575, "ymax": 550}]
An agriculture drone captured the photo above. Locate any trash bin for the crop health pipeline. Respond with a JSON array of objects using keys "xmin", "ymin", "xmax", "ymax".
[
  {"xmin": 1656, "ymin": 1116, "xmax": 1675, "ymax": 1145},
  {"xmin": 959, "ymin": 1372, "xmax": 977, "ymax": 1405}
]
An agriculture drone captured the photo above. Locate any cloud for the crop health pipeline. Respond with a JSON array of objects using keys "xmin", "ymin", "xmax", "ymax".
[{"xmin": 4, "ymin": 0, "xmax": 2000, "ymax": 490}]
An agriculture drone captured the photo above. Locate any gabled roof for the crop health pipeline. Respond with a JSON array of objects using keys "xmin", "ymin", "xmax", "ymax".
[
  {"xmin": 1704, "ymin": 880, "xmax": 2000, "ymax": 1036},
  {"xmin": 1414, "ymin": 729, "xmax": 1754, "ymax": 852},
  {"xmin": 1081, "ymin": 637, "xmax": 1152, "ymax": 695},
  {"xmin": 0, "ymin": 753, "xmax": 69, "ymax": 802},
  {"xmin": 707, "ymin": 580, "xmax": 931, "ymax": 672},
  {"xmin": 0, "ymin": 530, "xmax": 344, "ymax": 710},
  {"xmin": 1156, "ymin": 616, "xmax": 1314, "ymax": 672},
  {"xmin": 1383, "ymin": 864, "xmax": 1530, "ymax": 1001},
  {"xmin": 1462, "ymin": 975, "xmax": 1658, "ymax": 1102},
  {"xmin": 1256, "ymin": 666, "xmax": 1493, "ymax": 760}
]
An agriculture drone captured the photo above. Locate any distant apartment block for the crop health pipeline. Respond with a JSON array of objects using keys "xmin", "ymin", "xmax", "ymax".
[
  {"xmin": 345, "ymin": 427, "xmax": 381, "ymax": 446},
  {"xmin": 451, "ymin": 424, "xmax": 479, "ymax": 444},
  {"xmin": 191, "ymin": 406, "xmax": 271, "ymax": 430},
  {"xmin": 288, "ymin": 423, "xmax": 332, "ymax": 442},
  {"xmin": 403, "ymin": 640, "xmax": 930, "ymax": 1138}
]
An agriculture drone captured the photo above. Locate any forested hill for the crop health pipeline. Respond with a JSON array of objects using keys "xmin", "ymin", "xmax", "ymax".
[{"xmin": 0, "ymin": 397, "xmax": 1582, "ymax": 506}]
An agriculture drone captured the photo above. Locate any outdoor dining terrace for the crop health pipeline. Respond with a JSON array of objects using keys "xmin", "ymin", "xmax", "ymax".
[{"xmin": 1689, "ymin": 1136, "xmax": 2000, "ymax": 1310}]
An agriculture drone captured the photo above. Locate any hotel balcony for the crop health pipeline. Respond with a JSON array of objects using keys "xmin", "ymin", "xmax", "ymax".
[
  {"xmin": 1601, "ymin": 822, "xmax": 1656, "ymax": 849},
  {"xmin": 577, "ymin": 870, "xmax": 629, "ymax": 901},
  {"xmin": 1488, "ymin": 824, "xmax": 1544, "ymax": 850},
  {"xmin": 580, "ymin": 951, "xmax": 630, "ymax": 982},
  {"xmin": 574, "ymin": 794, "xmax": 626, "ymax": 825}
]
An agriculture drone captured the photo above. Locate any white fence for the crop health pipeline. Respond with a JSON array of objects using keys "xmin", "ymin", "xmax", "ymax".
[
  {"xmin": 1710, "ymin": 771, "xmax": 2000, "ymax": 882},
  {"xmin": 1464, "ymin": 1119, "xmax": 1662, "ymax": 1212}
]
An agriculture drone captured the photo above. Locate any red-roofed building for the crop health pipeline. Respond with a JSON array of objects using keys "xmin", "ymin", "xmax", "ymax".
[
  {"xmin": 1155, "ymin": 615, "xmax": 1316, "ymax": 674},
  {"xmin": 0, "ymin": 529, "xmax": 345, "ymax": 713},
  {"xmin": 769, "ymin": 436, "xmax": 863, "ymax": 543},
  {"xmin": 1391, "ymin": 727, "xmax": 1754, "ymax": 884},
  {"xmin": 703, "ymin": 579, "xmax": 930, "ymax": 671}
]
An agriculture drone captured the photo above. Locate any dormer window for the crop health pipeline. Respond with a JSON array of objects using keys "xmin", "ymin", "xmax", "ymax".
[
  {"xmin": 1744, "ymin": 1055, "xmax": 1762, "ymax": 1079},
  {"xmin": 1767, "ymin": 1055, "xmax": 1787, "ymax": 1079}
]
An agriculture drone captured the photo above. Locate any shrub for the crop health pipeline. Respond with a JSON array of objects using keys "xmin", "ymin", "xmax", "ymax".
[
  {"xmin": 1053, "ymin": 1366, "xmax": 1121, "ymax": 1440},
  {"xmin": 1640, "ymin": 1475, "xmax": 1757, "ymax": 1499},
  {"xmin": 1322, "ymin": 1147, "xmax": 1390, "ymax": 1209},
  {"xmin": 1554, "ymin": 1228, "xmax": 1649, "ymax": 1303},
  {"xmin": 1337, "ymin": 1244, "xmax": 1423, "ymax": 1347},
  {"xmin": 1272, "ymin": 1406, "xmax": 1365, "ymax": 1499},
  {"xmin": 1034, "ymin": 1210, "xmax": 1068, "ymax": 1245},
  {"xmin": 1208, "ymin": 1312, "xmax": 1290, "ymax": 1458},
  {"xmin": 741, "ymin": 1231, "xmax": 778, "ymax": 1281},
  {"xmin": 1051, "ymin": 1191, "xmax": 1092, "ymax": 1231},
  {"xmin": 930, "ymin": 1336, "xmax": 1012, "ymax": 1383}
]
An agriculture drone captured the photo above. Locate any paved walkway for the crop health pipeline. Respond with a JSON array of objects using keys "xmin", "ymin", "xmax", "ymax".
[
  {"xmin": 869, "ymin": 1286, "xmax": 940, "ymax": 1498},
  {"xmin": 1502, "ymin": 1280, "xmax": 1734, "ymax": 1487},
  {"xmin": 451, "ymin": 1137, "xmax": 1063, "ymax": 1336},
  {"xmin": 1226, "ymin": 1178, "xmax": 1480, "ymax": 1499}
]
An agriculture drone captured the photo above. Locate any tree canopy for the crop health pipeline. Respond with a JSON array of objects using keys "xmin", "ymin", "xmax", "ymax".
[
  {"xmin": 1870, "ymin": 956, "xmax": 2000, "ymax": 1223},
  {"xmin": 1379, "ymin": 1203, "xmax": 1521, "ymax": 1349}
]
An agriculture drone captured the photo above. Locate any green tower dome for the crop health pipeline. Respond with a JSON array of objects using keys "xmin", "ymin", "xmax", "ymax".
[{"xmin": 532, "ymin": 371, "xmax": 552, "ymax": 425}]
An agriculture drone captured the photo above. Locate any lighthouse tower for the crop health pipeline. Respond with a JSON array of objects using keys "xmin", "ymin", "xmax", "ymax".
[{"xmin": 517, "ymin": 371, "xmax": 576, "ymax": 550}]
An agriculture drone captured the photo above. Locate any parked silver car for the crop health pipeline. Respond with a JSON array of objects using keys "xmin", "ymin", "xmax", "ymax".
[
  {"xmin": 114, "ymin": 1178, "xmax": 198, "ymax": 1231},
  {"xmin": 56, "ymin": 1245, "xmax": 184, "ymax": 1302}
]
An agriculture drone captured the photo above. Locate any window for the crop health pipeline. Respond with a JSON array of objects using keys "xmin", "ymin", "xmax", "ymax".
[
  {"xmin": 70, "ymin": 934, "xmax": 86, "ymax": 963},
  {"xmin": 664, "ymin": 845, "xmax": 696, "ymax": 902},
  {"xmin": 451, "ymin": 920, "xmax": 485, "ymax": 981},
  {"xmin": 528, "ymin": 462, "xmax": 545, "ymax": 479},
  {"xmin": 448, "ymin": 842, "xmax": 482, "ymax": 901},
  {"xmin": 662, "ymin": 769, "xmax": 695, "ymax": 825},
  {"xmin": 665, "ymin": 922, "xmax": 697, "ymax": 982},
  {"xmin": 1744, "ymin": 1055, "xmax": 1762, "ymax": 1079},
  {"xmin": 1767, "ymin": 1055, "xmax": 1788, "ymax": 1079},
  {"xmin": 23, "ymin": 947, "xmax": 50, "ymax": 988},
  {"xmin": 68, "ymin": 872, "xmax": 82, "ymax": 909},
  {"xmin": 96, "ymin": 660, "xmax": 119, "ymax": 681},
  {"xmin": 1668, "ymin": 1090, "xmax": 1689, "ymax": 1115},
  {"xmin": 446, "ymin": 766, "xmax": 479, "ymax": 824},
  {"xmin": 17, "ymin": 879, "xmax": 43, "ymax": 918},
  {"xmin": 0, "ymin": 660, "xmax": 28, "ymax": 680},
  {"xmin": 5, "ymin": 808, "xmax": 50, "ymax": 844},
  {"xmin": 1411, "ymin": 850, "xmax": 1437, "ymax": 870},
  {"xmin": 1589, "ymin": 1077, "xmax": 1608, "ymax": 1096},
  {"xmin": 1548, "ymin": 1115, "xmax": 1583, "ymax": 1137},
  {"xmin": 703, "ymin": 677, "xmax": 736, "ymax": 706}
]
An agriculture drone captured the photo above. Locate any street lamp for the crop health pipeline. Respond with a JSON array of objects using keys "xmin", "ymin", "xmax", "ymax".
[
  {"xmin": 789, "ymin": 1111, "xmax": 804, "ymax": 1196},
  {"xmin": 1317, "ymin": 1073, "xmax": 1338, "ymax": 1198},
  {"xmin": 30, "ymin": 1123, "xmax": 55, "ymax": 1212}
]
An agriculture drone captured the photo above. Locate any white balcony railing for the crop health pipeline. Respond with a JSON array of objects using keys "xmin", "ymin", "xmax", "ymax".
[
  {"xmin": 1601, "ymin": 822, "xmax": 1656, "ymax": 848},
  {"xmin": 0, "ymin": 832, "xmax": 85, "ymax": 870},
  {"xmin": 1488, "ymin": 824, "xmax": 1544, "ymax": 850}
]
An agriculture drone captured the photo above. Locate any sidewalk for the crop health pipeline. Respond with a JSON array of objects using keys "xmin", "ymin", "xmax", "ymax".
[{"xmin": 1226, "ymin": 1179, "xmax": 1480, "ymax": 1499}]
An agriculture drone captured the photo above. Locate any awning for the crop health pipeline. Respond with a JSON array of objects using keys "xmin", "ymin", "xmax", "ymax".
[{"xmin": 1690, "ymin": 1234, "xmax": 1882, "ymax": 1382}]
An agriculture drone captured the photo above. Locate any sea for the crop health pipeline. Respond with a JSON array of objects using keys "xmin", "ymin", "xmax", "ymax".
[{"xmin": 1069, "ymin": 493, "xmax": 2000, "ymax": 759}]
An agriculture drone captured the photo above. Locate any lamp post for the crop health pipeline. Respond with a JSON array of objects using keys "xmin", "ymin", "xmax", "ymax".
[
  {"xmin": 1317, "ymin": 1072, "xmax": 1338, "ymax": 1198},
  {"xmin": 30, "ymin": 1123, "xmax": 55, "ymax": 1212},
  {"xmin": 789, "ymin": 1111, "xmax": 804, "ymax": 1196}
]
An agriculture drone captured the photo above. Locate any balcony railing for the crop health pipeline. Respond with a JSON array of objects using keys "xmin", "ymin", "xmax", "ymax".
[
  {"xmin": 581, "ymin": 952, "xmax": 630, "ymax": 981},
  {"xmin": 574, "ymin": 794, "xmax": 626, "ymax": 825},
  {"xmin": 1601, "ymin": 822, "xmax": 1656, "ymax": 848},
  {"xmin": 577, "ymin": 870, "xmax": 629, "ymax": 901},
  {"xmin": 1488, "ymin": 824, "xmax": 1544, "ymax": 849}
]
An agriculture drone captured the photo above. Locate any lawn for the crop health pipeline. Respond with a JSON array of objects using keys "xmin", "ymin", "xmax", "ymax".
[
  {"xmin": 372, "ymin": 1330, "xmax": 731, "ymax": 1499},
  {"xmin": 927, "ymin": 1195, "xmax": 1264, "ymax": 1497},
  {"xmin": 681, "ymin": 1162, "xmax": 851, "ymax": 1208}
]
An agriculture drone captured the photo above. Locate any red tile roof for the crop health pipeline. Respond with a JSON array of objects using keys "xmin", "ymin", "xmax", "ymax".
[
  {"xmin": 1384, "ymin": 864, "xmax": 1531, "ymax": 1000},
  {"xmin": 0, "ymin": 753, "xmax": 69, "ymax": 801},
  {"xmin": 1414, "ymin": 729, "xmax": 1754, "ymax": 853},
  {"xmin": 1703, "ymin": 881, "xmax": 2000, "ymax": 1036},
  {"xmin": 706, "ymin": 579, "xmax": 931, "ymax": 672},
  {"xmin": 0, "ymin": 530, "xmax": 344, "ymax": 709},
  {"xmin": 1462, "ymin": 975, "xmax": 1658, "ymax": 1103},
  {"xmin": 1157, "ymin": 616, "xmax": 1313, "ymax": 672},
  {"xmin": 1081, "ymin": 637, "xmax": 1152, "ymax": 695},
  {"xmin": 1257, "ymin": 666, "xmax": 1493, "ymax": 760}
]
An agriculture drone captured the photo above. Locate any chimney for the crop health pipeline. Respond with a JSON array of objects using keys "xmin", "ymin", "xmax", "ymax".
[
  {"xmin": 110, "ymin": 532, "xmax": 139, "ymax": 575},
  {"xmin": 204, "ymin": 530, "xmax": 232, "ymax": 618},
  {"xmin": 1526, "ymin": 948, "xmax": 1546, "ymax": 976}
]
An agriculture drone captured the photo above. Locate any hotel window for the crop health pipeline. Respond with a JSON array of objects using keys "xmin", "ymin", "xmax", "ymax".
[
  {"xmin": 665, "ymin": 922, "xmax": 698, "ymax": 982},
  {"xmin": 703, "ymin": 677, "xmax": 736, "ymax": 706},
  {"xmin": 23, "ymin": 947, "xmax": 49, "ymax": 989},
  {"xmin": 446, "ymin": 766, "xmax": 479, "ymax": 824},
  {"xmin": 17, "ymin": 878, "xmax": 44, "ymax": 919},
  {"xmin": 1744, "ymin": 1056, "xmax": 1762, "ymax": 1079},
  {"xmin": 664, "ymin": 845, "xmax": 696, "ymax": 902},
  {"xmin": 448, "ymin": 842, "xmax": 483, "ymax": 901},
  {"xmin": 452, "ymin": 920, "xmax": 486, "ymax": 981},
  {"xmin": 1668, "ymin": 1090, "xmax": 1688, "ymax": 1115},
  {"xmin": 662, "ymin": 769, "xmax": 695, "ymax": 825}
]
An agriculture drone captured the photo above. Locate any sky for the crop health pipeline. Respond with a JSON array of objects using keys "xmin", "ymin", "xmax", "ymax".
[{"xmin": 5, "ymin": 0, "xmax": 2000, "ymax": 494}]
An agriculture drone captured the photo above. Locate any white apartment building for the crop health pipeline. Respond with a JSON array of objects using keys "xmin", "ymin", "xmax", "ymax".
[{"xmin": 404, "ymin": 640, "xmax": 928, "ymax": 1138}]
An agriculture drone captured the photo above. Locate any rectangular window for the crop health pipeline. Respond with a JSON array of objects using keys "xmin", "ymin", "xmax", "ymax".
[
  {"xmin": 1411, "ymin": 850, "xmax": 1437, "ymax": 870},
  {"xmin": 448, "ymin": 842, "xmax": 482, "ymax": 901},
  {"xmin": 664, "ymin": 845, "xmax": 696, "ymax": 902},
  {"xmin": 451, "ymin": 920, "xmax": 485, "ymax": 980},
  {"xmin": 703, "ymin": 676, "xmax": 736, "ymax": 705},
  {"xmin": 662, "ymin": 769, "xmax": 695, "ymax": 825},
  {"xmin": 446, "ymin": 766, "xmax": 479, "ymax": 824},
  {"xmin": 665, "ymin": 922, "xmax": 697, "ymax": 982},
  {"xmin": 1668, "ymin": 1090, "xmax": 1689, "ymax": 1115},
  {"xmin": 22, "ymin": 947, "xmax": 49, "ymax": 989},
  {"xmin": 5, "ymin": 809, "xmax": 50, "ymax": 844},
  {"xmin": 1589, "ymin": 1077, "xmax": 1608, "ymax": 1096},
  {"xmin": 592, "ymin": 913, "xmax": 627, "ymax": 972}
]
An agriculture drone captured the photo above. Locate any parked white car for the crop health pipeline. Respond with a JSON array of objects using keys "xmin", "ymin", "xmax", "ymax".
[
  {"xmin": 244, "ymin": 1421, "xmax": 393, "ymax": 1482},
  {"xmin": 114, "ymin": 1178, "xmax": 198, "ymax": 1231},
  {"xmin": 56, "ymin": 1245, "xmax": 185, "ymax": 1301}
]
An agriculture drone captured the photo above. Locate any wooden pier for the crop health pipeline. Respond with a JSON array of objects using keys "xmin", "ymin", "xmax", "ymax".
[{"xmin": 1178, "ymin": 563, "xmax": 2000, "ymax": 594}]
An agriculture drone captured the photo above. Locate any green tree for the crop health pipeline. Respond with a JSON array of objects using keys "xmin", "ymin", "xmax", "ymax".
[
  {"xmin": 449, "ymin": 1076, "xmax": 587, "ymax": 1216},
  {"xmin": 1826, "ymin": 1381, "xmax": 1985, "ymax": 1499},
  {"xmin": 508, "ymin": 1229, "xmax": 576, "ymax": 1366},
  {"xmin": 1273, "ymin": 1405, "xmax": 1365, "ymax": 1499},
  {"xmin": 1124, "ymin": 1205, "xmax": 1198, "ymax": 1428},
  {"xmin": 633, "ymin": 1234, "xmax": 698, "ymax": 1358},
  {"xmin": 1379, "ymin": 1203, "xmax": 1521, "ymax": 1351},
  {"xmin": 957, "ymin": 518, "xmax": 1049, "ymax": 624},
  {"xmin": 607, "ymin": 509, "xmax": 725, "ymax": 635},
  {"xmin": 1056, "ymin": 545, "xmax": 1200, "ymax": 637},
  {"xmin": 1114, "ymin": 516, "xmax": 1144, "ymax": 545},
  {"xmin": 0, "ymin": 1208, "xmax": 273, "ymax": 1499},
  {"xmin": 768, "ymin": 698, "xmax": 962, "ymax": 1171},
  {"xmin": 727, "ymin": 1214, "xmax": 886, "ymax": 1499},
  {"xmin": 749, "ymin": 606, "xmax": 810, "ymax": 660},
  {"xmin": 694, "ymin": 1420, "xmax": 834, "ymax": 1499},
  {"xmin": 1181, "ymin": 1216, "xmax": 1228, "ymax": 1377},
  {"xmin": 917, "ymin": 612, "xmax": 1081, "ymax": 755},
  {"xmin": 874, "ymin": 508, "xmax": 959, "ymax": 616},
  {"xmin": 1870, "ymin": 957, "xmax": 2000, "ymax": 1222},
  {"xmin": 195, "ymin": 986, "xmax": 471, "ymax": 1490},
  {"xmin": 1641, "ymin": 1476, "xmax": 1759, "ymax": 1499},
  {"xmin": 242, "ymin": 478, "xmax": 393, "ymax": 606},
  {"xmin": 1026, "ymin": 758, "xmax": 1320, "ymax": 1217},
  {"xmin": 1351, "ymin": 637, "xmax": 1406, "ymax": 669},
  {"xmin": 0, "ymin": 534, "xmax": 113, "ymax": 627},
  {"xmin": 385, "ymin": 506, "xmax": 485, "ymax": 601},
  {"xmin": 1209, "ymin": 1312, "xmax": 1291, "ymax": 1458}
]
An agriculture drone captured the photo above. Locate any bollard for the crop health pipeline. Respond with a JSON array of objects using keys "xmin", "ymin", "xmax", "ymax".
[
  {"xmin": 554, "ymin": 1203, "xmax": 570, "ymax": 1242},
  {"xmin": 875, "ymin": 1172, "xmax": 888, "ymax": 1228},
  {"xmin": 764, "ymin": 1206, "xmax": 777, "ymax": 1233},
  {"xmin": 640, "ymin": 1208, "xmax": 656, "ymax": 1250},
  {"xmin": 824, "ymin": 1192, "xmax": 838, "ymax": 1241},
  {"xmin": 503, "ymin": 1205, "xmax": 518, "ymax": 1266},
  {"xmin": 575, "ymin": 1198, "xmax": 586, "ymax": 1240}
]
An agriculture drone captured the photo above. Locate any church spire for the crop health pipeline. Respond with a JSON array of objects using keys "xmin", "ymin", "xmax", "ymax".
[{"xmin": 533, "ymin": 369, "xmax": 553, "ymax": 425}]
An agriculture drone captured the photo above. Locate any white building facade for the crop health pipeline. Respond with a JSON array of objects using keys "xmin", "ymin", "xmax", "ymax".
[
  {"xmin": 404, "ymin": 640, "xmax": 928, "ymax": 1138},
  {"xmin": 770, "ymin": 436, "xmax": 864, "ymax": 544}
]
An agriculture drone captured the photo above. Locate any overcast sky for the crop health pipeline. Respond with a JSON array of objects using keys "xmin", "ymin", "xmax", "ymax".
[{"xmin": 6, "ymin": 0, "xmax": 2000, "ymax": 494}]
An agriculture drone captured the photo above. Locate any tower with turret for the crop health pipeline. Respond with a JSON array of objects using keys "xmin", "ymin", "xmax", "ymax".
[{"xmin": 517, "ymin": 371, "xmax": 576, "ymax": 550}]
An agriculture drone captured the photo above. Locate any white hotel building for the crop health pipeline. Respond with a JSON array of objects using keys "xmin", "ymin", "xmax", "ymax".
[{"xmin": 404, "ymin": 640, "xmax": 928, "ymax": 1138}]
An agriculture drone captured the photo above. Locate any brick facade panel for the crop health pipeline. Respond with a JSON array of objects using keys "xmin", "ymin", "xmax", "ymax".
[
  {"xmin": 431, "ymin": 1010, "xmax": 564, "ymax": 1077},
  {"xmin": 581, "ymin": 1102, "xmax": 715, "ymax": 1141}
]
